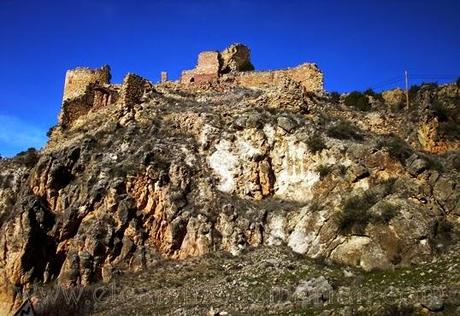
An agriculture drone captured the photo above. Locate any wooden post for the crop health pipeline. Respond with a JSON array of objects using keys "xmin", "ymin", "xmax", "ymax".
[{"xmin": 405, "ymin": 70, "xmax": 410, "ymax": 109}]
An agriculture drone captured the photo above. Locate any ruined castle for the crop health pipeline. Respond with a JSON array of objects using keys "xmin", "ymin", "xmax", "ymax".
[{"xmin": 60, "ymin": 44, "xmax": 324, "ymax": 127}]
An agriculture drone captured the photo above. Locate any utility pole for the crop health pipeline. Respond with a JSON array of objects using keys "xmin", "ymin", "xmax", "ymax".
[{"xmin": 405, "ymin": 70, "xmax": 410, "ymax": 109}]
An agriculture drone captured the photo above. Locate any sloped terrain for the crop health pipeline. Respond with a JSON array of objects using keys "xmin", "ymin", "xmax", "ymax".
[{"xmin": 0, "ymin": 79, "xmax": 459, "ymax": 315}]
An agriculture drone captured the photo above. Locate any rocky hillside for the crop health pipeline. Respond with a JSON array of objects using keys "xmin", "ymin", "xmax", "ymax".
[{"xmin": 0, "ymin": 70, "xmax": 459, "ymax": 314}]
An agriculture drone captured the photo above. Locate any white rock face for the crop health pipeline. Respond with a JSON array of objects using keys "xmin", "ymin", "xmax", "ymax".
[
  {"xmin": 288, "ymin": 208, "xmax": 329, "ymax": 256},
  {"xmin": 271, "ymin": 139, "xmax": 328, "ymax": 202},
  {"xmin": 266, "ymin": 214, "xmax": 287, "ymax": 246},
  {"xmin": 208, "ymin": 140, "xmax": 238, "ymax": 193},
  {"xmin": 235, "ymin": 138, "xmax": 263, "ymax": 160},
  {"xmin": 263, "ymin": 124, "xmax": 275, "ymax": 146},
  {"xmin": 329, "ymin": 236, "xmax": 390, "ymax": 271}
]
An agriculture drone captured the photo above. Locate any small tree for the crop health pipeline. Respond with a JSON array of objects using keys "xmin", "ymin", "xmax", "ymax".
[
  {"xmin": 47, "ymin": 125, "xmax": 56, "ymax": 138},
  {"xmin": 327, "ymin": 120, "xmax": 363, "ymax": 140},
  {"xmin": 329, "ymin": 92, "xmax": 341, "ymax": 103},
  {"xmin": 364, "ymin": 88, "xmax": 384, "ymax": 102},
  {"xmin": 15, "ymin": 147, "xmax": 39, "ymax": 168},
  {"xmin": 344, "ymin": 91, "xmax": 371, "ymax": 111}
]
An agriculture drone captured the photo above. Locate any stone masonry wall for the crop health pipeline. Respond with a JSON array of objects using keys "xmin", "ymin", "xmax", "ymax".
[
  {"xmin": 59, "ymin": 86, "xmax": 94, "ymax": 127},
  {"xmin": 230, "ymin": 63, "xmax": 324, "ymax": 92},
  {"xmin": 119, "ymin": 73, "xmax": 152, "ymax": 107},
  {"xmin": 180, "ymin": 51, "xmax": 220, "ymax": 84},
  {"xmin": 63, "ymin": 65, "xmax": 111, "ymax": 100}
]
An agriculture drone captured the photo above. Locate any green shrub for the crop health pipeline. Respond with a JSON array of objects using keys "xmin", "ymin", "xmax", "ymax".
[
  {"xmin": 329, "ymin": 92, "xmax": 341, "ymax": 103},
  {"xmin": 309, "ymin": 201, "xmax": 323, "ymax": 212},
  {"xmin": 344, "ymin": 91, "xmax": 371, "ymax": 111},
  {"xmin": 380, "ymin": 136, "xmax": 412, "ymax": 163},
  {"xmin": 373, "ymin": 202, "xmax": 399, "ymax": 224},
  {"xmin": 408, "ymin": 84, "xmax": 420, "ymax": 100},
  {"xmin": 338, "ymin": 164, "xmax": 347, "ymax": 176},
  {"xmin": 432, "ymin": 102, "xmax": 451, "ymax": 122},
  {"xmin": 424, "ymin": 155, "xmax": 444, "ymax": 173},
  {"xmin": 15, "ymin": 147, "xmax": 39, "ymax": 168},
  {"xmin": 336, "ymin": 192, "xmax": 378, "ymax": 234},
  {"xmin": 364, "ymin": 88, "xmax": 384, "ymax": 102},
  {"xmin": 327, "ymin": 121, "xmax": 363, "ymax": 141},
  {"xmin": 47, "ymin": 125, "xmax": 57, "ymax": 138},
  {"xmin": 439, "ymin": 121, "xmax": 460, "ymax": 139},
  {"xmin": 456, "ymin": 77, "xmax": 460, "ymax": 87},
  {"xmin": 306, "ymin": 134, "xmax": 327, "ymax": 154},
  {"xmin": 316, "ymin": 164, "xmax": 333, "ymax": 179}
]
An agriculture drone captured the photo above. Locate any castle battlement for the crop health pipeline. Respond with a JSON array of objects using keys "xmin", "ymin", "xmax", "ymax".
[{"xmin": 58, "ymin": 44, "xmax": 324, "ymax": 127}]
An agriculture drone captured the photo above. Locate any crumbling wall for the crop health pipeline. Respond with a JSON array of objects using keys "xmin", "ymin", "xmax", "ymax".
[
  {"xmin": 229, "ymin": 63, "xmax": 324, "ymax": 92},
  {"xmin": 180, "ymin": 51, "xmax": 220, "ymax": 84},
  {"xmin": 179, "ymin": 44, "xmax": 322, "ymax": 91},
  {"xmin": 58, "ymin": 65, "xmax": 118, "ymax": 127},
  {"xmin": 63, "ymin": 65, "xmax": 111, "ymax": 100},
  {"xmin": 59, "ymin": 86, "xmax": 94, "ymax": 127},
  {"xmin": 92, "ymin": 86, "xmax": 117, "ymax": 110},
  {"xmin": 119, "ymin": 73, "xmax": 153, "ymax": 107}
]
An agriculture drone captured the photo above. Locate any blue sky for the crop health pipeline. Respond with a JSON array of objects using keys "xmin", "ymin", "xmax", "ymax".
[{"xmin": 0, "ymin": 0, "xmax": 459, "ymax": 157}]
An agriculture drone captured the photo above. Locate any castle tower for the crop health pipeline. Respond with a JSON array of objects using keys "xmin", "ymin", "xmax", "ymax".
[{"xmin": 62, "ymin": 65, "xmax": 111, "ymax": 101}]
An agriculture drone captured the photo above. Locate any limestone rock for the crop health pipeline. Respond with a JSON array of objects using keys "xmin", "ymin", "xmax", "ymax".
[{"xmin": 220, "ymin": 43, "xmax": 254, "ymax": 73}]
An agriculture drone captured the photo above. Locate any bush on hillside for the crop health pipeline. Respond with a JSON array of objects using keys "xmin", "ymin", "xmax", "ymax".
[
  {"xmin": 15, "ymin": 147, "xmax": 39, "ymax": 168},
  {"xmin": 327, "ymin": 121, "xmax": 363, "ymax": 141},
  {"xmin": 329, "ymin": 92, "xmax": 341, "ymax": 103},
  {"xmin": 344, "ymin": 91, "xmax": 371, "ymax": 111},
  {"xmin": 306, "ymin": 134, "xmax": 327, "ymax": 154},
  {"xmin": 379, "ymin": 136, "xmax": 412, "ymax": 164},
  {"xmin": 336, "ymin": 192, "xmax": 378, "ymax": 234},
  {"xmin": 364, "ymin": 88, "xmax": 384, "ymax": 102},
  {"xmin": 315, "ymin": 164, "xmax": 333, "ymax": 179}
]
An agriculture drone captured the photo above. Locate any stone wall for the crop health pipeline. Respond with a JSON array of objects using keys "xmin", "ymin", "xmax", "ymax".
[
  {"xmin": 229, "ymin": 63, "xmax": 324, "ymax": 92},
  {"xmin": 59, "ymin": 88, "xmax": 94, "ymax": 127},
  {"xmin": 59, "ymin": 65, "xmax": 118, "ymax": 127},
  {"xmin": 58, "ymin": 84, "xmax": 119, "ymax": 127},
  {"xmin": 179, "ymin": 44, "xmax": 322, "ymax": 92},
  {"xmin": 63, "ymin": 65, "xmax": 111, "ymax": 100},
  {"xmin": 119, "ymin": 73, "xmax": 152, "ymax": 107},
  {"xmin": 180, "ymin": 51, "xmax": 220, "ymax": 84}
]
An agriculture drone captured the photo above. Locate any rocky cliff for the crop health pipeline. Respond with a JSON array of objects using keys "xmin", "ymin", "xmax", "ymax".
[{"xmin": 0, "ymin": 63, "xmax": 459, "ymax": 314}]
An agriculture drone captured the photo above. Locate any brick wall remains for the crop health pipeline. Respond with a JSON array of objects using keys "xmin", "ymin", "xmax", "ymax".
[
  {"xmin": 180, "ymin": 51, "xmax": 220, "ymax": 84},
  {"xmin": 63, "ymin": 65, "xmax": 111, "ymax": 100},
  {"xmin": 227, "ymin": 63, "xmax": 324, "ymax": 92},
  {"xmin": 119, "ymin": 73, "xmax": 153, "ymax": 107}
]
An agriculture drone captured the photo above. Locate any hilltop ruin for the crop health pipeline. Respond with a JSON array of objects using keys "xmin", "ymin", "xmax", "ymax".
[{"xmin": 59, "ymin": 44, "xmax": 323, "ymax": 127}]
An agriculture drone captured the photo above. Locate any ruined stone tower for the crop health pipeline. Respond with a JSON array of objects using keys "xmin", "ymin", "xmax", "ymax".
[
  {"xmin": 179, "ymin": 43, "xmax": 323, "ymax": 92},
  {"xmin": 62, "ymin": 65, "xmax": 111, "ymax": 101}
]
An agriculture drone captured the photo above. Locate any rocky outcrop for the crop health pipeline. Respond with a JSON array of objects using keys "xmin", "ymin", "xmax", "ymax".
[
  {"xmin": 220, "ymin": 43, "xmax": 254, "ymax": 73},
  {"xmin": 0, "ymin": 66, "xmax": 459, "ymax": 314}
]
